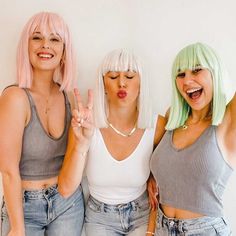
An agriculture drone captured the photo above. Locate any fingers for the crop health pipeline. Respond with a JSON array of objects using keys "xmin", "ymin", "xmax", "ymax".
[
  {"xmin": 74, "ymin": 88, "xmax": 94, "ymax": 112},
  {"xmin": 147, "ymin": 180, "xmax": 158, "ymax": 210},
  {"xmin": 71, "ymin": 116, "xmax": 93, "ymax": 129},
  {"xmin": 148, "ymin": 189, "xmax": 158, "ymax": 210},
  {"xmin": 74, "ymin": 88, "xmax": 84, "ymax": 111}
]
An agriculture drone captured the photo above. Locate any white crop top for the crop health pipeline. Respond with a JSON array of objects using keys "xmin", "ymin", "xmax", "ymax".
[{"xmin": 86, "ymin": 118, "xmax": 157, "ymax": 204}]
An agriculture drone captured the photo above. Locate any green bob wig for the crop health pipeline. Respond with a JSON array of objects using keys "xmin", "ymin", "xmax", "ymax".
[{"xmin": 166, "ymin": 42, "xmax": 227, "ymax": 130}]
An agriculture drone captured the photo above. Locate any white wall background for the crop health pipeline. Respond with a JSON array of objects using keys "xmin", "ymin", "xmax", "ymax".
[{"xmin": 0, "ymin": 0, "xmax": 236, "ymax": 234}]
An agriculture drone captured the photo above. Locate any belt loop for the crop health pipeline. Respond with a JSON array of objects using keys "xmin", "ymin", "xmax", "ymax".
[
  {"xmin": 161, "ymin": 214, "xmax": 165, "ymax": 227},
  {"xmin": 100, "ymin": 202, "xmax": 105, "ymax": 212},
  {"xmin": 131, "ymin": 201, "xmax": 136, "ymax": 211},
  {"xmin": 178, "ymin": 220, "xmax": 183, "ymax": 233}
]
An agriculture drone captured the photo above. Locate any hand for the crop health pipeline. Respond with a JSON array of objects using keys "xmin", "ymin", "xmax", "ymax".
[
  {"xmin": 71, "ymin": 88, "xmax": 94, "ymax": 146},
  {"xmin": 147, "ymin": 174, "xmax": 158, "ymax": 210}
]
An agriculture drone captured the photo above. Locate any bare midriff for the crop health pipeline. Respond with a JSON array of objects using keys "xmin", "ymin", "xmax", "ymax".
[
  {"xmin": 161, "ymin": 204, "xmax": 204, "ymax": 219},
  {"xmin": 22, "ymin": 176, "xmax": 58, "ymax": 190}
]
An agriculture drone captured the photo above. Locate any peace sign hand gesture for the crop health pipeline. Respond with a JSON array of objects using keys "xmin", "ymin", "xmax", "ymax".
[{"xmin": 71, "ymin": 88, "xmax": 94, "ymax": 147}]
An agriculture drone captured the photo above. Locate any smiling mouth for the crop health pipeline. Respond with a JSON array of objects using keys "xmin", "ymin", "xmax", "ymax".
[
  {"xmin": 186, "ymin": 88, "xmax": 203, "ymax": 100},
  {"xmin": 37, "ymin": 53, "xmax": 54, "ymax": 59}
]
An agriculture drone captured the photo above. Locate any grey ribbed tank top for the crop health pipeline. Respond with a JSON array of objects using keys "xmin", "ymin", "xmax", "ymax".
[
  {"xmin": 150, "ymin": 126, "xmax": 233, "ymax": 217},
  {"xmin": 20, "ymin": 89, "xmax": 71, "ymax": 180}
]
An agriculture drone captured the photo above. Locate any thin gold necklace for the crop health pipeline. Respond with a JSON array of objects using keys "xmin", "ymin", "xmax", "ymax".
[
  {"xmin": 45, "ymin": 98, "xmax": 50, "ymax": 114},
  {"xmin": 108, "ymin": 122, "xmax": 137, "ymax": 137},
  {"xmin": 181, "ymin": 114, "xmax": 212, "ymax": 130}
]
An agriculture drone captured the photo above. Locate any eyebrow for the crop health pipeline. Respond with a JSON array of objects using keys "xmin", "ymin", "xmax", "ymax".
[{"xmin": 32, "ymin": 31, "xmax": 62, "ymax": 39}]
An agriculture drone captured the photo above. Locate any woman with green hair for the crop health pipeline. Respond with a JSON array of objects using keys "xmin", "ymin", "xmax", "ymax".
[{"xmin": 150, "ymin": 42, "xmax": 235, "ymax": 235}]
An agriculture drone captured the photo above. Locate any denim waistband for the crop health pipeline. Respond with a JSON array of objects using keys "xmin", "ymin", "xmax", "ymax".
[
  {"xmin": 158, "ymin": 207, "xmax": 227, "ymax": 232},
  {"xmin": 23, "ymin": 184, "xmax": 59, "ymax": 199},
  {"xmin": 89, "ymin": 191, "xmax": 148, "ymax": 212}
]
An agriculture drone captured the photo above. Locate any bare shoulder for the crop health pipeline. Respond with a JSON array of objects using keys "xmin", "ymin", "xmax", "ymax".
[
  {"xmin": 0, "ymin": 86, "xmax": 29, "ymax": 122},
  {"xmin": 1, "ymin": 86, "xmax": 28, "ymax": 102},
  {"xmin": 228, "ymin": 92, "xmax": 236, "ymax": 122},
  {"xmin": 154, "ymin": 114, "xmax": 167, "ymax": 147}
]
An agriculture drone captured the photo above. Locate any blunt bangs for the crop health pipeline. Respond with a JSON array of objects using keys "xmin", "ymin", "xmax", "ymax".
[
  {"xmin": 172, "ymin": 43, "xmax": 218, "ymax": 79},
  {"xmin": 28, "ymin": 13, "xmax": 67, "ymax": 42},
  {"xmin": 100, "ymin": 49, "xmax": 142, "ymax": 77}
]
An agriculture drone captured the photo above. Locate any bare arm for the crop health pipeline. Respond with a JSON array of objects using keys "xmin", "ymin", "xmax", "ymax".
[
  {"xmin": 0, "ymin": 87, "xmax": 29, "ymax": 236},
  {"xmin": 153, "ymin": 114, "xmax": 167, "ymax": 148},
  {"xmin": 147, "ymin": 114, "xmax": 167, "ymax": 205},
  {"xmin": 147, "ymin": 114, "xmax": 167, "ymax": 234},
  {"xmin": 146, "ymin": 209, "xmax": 157, "ymax": 236},
  {"xmin": 223, "ymin": 92, "xmax": 236, "ymax": 167},
  {"xmin": 228, "ymin": 92, "xmax": 236, "ymax": 128},
  {"xmin": 58, "ymin": 89, "xmax": 94, "ymax": 198}
]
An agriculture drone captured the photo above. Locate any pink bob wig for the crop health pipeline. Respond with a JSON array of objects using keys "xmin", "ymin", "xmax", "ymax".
[{"xmin": 17, "ymin": 12, "xmax": 76, "ymax": 91}]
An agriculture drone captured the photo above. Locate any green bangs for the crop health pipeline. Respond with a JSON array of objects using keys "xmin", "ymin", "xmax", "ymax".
[{"xmin": 172, "ymin": 42, "xmax": 217, "ymax": 78}]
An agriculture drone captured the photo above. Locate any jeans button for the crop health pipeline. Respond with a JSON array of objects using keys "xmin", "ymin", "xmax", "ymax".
[
  {"xmin": 45, "ymin": 190, "xmax": 49, "ymax": 195},
  {"xmin": 169, "ymin": 220, "xmax": 175, "ymax": 227}
]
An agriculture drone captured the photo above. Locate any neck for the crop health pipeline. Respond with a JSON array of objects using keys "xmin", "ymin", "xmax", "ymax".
[
  {"xmin": 107, "ymin": 105, "xmax": 138, "ymax": 128},
  {"xmin": 31, "ymin": 70, "xmax": 57, "ymax": 96},
  {"xmin": 189, "ymin": 105, "xmax": 212, "ymax": 123}
]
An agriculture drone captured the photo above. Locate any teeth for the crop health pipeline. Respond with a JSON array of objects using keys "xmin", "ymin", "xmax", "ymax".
[
  {"xmin": 38, "ymin": 54, "xmax": 53, "ymax": 58},
  {"xmin": 186, "ymin": 88, "xmax": 201, "ymax": 94}
]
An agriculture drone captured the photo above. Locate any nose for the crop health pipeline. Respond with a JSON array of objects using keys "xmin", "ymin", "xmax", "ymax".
[
  {"xmin": 118, "ymin": 75, "xmax": 126, "ymax": 88},
  {"xmin": 42, "ymin": 38, "xmax": 50, "ymax": 49},
  {"xmin": 183, "ymin": 72, "xmax": 194, "ymax": 85}
]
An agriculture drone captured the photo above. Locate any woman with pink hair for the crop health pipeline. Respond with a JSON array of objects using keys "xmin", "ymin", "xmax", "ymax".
[{"xmin": 0, "ymin": 12, "xmax": 84, "ymax": 236}]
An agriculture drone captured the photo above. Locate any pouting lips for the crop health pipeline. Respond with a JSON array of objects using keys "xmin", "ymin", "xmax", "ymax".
[
  {"xmin": 186, "ymin": 88, "xmax": 203, "ymax": 99},
  {"xmin": 117, "ymin": 91, "xmax": 127, "ymax": 98}
]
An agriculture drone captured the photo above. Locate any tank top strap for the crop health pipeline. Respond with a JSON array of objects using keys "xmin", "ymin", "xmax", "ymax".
[
  {"xmin": 61, "ymin": 91, "xmax": 72, "ymax": 127},
  {"xmin": 22, "ymin": 88, "xmax": 35, "ymax": 108},
  {"xmin": 2, "ymin": 84, "xmax": 18, "ymax": 91},
  {"xmin": 62, "ymin": 90, "xmax": 70, "ymax": 106}
]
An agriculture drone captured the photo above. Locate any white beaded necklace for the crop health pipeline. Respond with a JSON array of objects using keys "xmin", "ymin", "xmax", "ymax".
[{"xmin": 108, "ymin": 122, "xmax": 137, "ymax": 137}]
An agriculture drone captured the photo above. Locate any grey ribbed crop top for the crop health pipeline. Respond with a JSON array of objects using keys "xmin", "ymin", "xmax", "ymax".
[
  {"xmin": 20, "ymin": 89, "xmax": 71, "ymax": 180},
  {"xmin": 150, "ymin": 126, "xmax": 233, "ymax": 217}
]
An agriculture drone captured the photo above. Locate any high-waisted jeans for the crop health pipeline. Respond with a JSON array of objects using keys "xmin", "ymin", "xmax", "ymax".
[
  {"xmin": 1, "ymin": 184, "xmax": 84, "ymax": 236},
  {"xmin": 155, "ymin": 207, "xmax": 232, "ymax": 236},
  {"xmin": 85, "ymin": 191, "xmax": 150, "ymax": 236}
]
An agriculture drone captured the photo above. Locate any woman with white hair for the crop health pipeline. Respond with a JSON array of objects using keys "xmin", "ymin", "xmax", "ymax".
[
  {"xmin": 151, "ymin": 42, "xmax": 235, "ymax": 235},
  {"xmin": 58, "ymin": 48, "xmax": 166, "ymax": 235}
]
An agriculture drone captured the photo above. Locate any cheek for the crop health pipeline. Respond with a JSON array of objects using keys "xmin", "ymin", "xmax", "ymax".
[
  {"xmin": 175, "ymin": 79, "xmax": 183, "ymax": 92},
  {"xmin": 132, "ymin": 79, "xmax": 140, "ymax": 92},
  {"xmin": 57, "ymin": 45, "xmax": 64, "ymax": 57},
  {"xmin": 104, "ymin": 83, "xmax": 115, "ymax": 96}
]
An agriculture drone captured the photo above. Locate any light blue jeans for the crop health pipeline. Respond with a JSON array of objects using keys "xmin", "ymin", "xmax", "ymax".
[
  {"xmin": 155, "ymin": 207, "xmax": 232, "ymax": 236},
  {"xmin": 1, "ymin": 185, "xmax": 84, "ymax": 236},
  {"xmin": 85, "ymin": 191, "xmax": 149, "ymax": 236}
]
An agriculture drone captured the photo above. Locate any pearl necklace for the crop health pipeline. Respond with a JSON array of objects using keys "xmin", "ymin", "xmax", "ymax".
[{"xmin": 108, "ymin": 122, "xmax": 137, "ymax": 137}]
